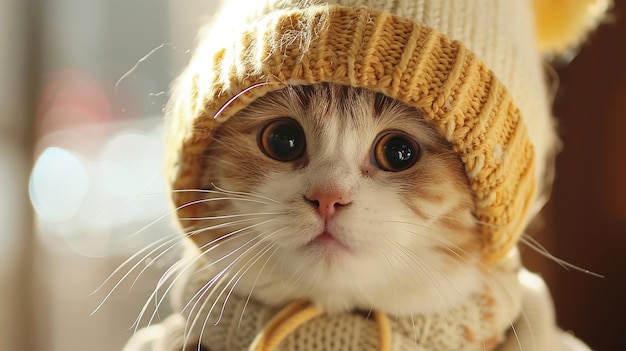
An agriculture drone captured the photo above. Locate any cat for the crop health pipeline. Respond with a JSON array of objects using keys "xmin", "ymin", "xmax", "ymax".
[
  {"xmin": 120, "ymin": 0, "xmax": 608, "ymax": 347},
  {"xmin": 122, "ymin": 81, "xmax": 594, "ymax": 351},
  {"xmin": 124, "ymin": 83, "xmax": 529, "ymax": 351}
]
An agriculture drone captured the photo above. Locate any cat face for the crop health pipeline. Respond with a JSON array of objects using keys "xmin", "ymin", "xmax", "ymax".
[{"xmin": 189, "ymin": 83, "xmax": 483, "ymax": 315}]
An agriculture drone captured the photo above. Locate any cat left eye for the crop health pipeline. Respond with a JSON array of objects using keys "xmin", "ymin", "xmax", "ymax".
[
  {"xmin": 372, "ymin": 131, "xmax": 422, "ymax": 172},
  {"xmin": 258, "ymin": 118, "xmax": 306, "ymax": 162}
]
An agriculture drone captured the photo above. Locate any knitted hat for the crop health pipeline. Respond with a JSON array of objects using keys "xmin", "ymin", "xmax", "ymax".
[{"xmin": 165, "ymin": 0, "xmax": 609, "ymax": 263}]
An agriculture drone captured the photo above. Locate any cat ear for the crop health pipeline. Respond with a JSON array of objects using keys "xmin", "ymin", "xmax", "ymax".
[{"xmin": 534, "ymin": 0, "xmax": 612, "ymax": 56}]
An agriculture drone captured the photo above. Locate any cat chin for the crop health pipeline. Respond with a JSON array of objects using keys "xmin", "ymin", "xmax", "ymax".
[
  {"xmin": 229, "ymin": 246, "xmax": 485, "ymax": 316},
  {"xmin": 173, "ymin": 243, "xmax": 483, "ymax": 319},
  {"xmin": 237, "ymin": 269, "xmax": 485, "ymax": 316}
]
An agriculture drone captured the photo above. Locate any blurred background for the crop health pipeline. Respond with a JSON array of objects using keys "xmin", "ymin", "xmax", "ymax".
[
  {"xmin": 0, "ymin": 1, "xmax": 624, "ymax": 350},
  {"xmin": 1, "ymin": 1, "xmax": 218, "ymax": 350}
]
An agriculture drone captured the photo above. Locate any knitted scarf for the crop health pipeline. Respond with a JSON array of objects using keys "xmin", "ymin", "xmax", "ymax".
[{"xmin": 137, "ymin": 255, "xmax": 522, "ymax": 351}]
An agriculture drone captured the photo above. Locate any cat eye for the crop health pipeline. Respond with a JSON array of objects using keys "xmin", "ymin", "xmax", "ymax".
[
  {"xmin": 372, "ymin": 131, "xmax": 422, "ymax": 172},
  {"xmin": 258, "ymin": 118, "xmax": 306, "ymax": 162}
]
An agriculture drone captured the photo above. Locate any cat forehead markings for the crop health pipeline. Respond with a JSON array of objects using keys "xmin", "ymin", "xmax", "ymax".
[{"xmin": 236, "ymin": 84, "xmax": 440, "ymax": 149}]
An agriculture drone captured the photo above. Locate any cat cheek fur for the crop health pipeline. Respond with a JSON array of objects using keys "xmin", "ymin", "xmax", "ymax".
[{"xmin": 192, "ymin": 84, "xmax": 484, "ymax": 315}]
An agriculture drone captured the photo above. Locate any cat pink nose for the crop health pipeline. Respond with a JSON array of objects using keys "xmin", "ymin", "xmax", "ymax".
[{"xmin": 305, "ymin": 190, "xmax": 352, "ymax": 220}]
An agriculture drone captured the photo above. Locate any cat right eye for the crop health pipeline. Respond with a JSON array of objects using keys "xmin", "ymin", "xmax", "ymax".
[
  {"xmin": 372, "ymin": 131, "xmax": 422, "ymax": 172},
  {"xmin": 258, "ymin": 118, "xmax": 306, "ymax": 162}
]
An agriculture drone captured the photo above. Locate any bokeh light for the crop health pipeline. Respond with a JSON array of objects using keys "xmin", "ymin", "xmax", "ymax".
[
  {"xmin": 29, "ymin": 147, "xmax": 89, "ymax": 223},
  {"xmin": 29, "ymin": 120, "xmax": 172, "ymax": 258}
]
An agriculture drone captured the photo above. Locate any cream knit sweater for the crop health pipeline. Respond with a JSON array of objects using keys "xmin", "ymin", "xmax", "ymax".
[
  {"xmin": 127, "ymin": 252, "xmax": 520, "ymax": 351},
  {"xmin": 123, "ymin": 253, "xmax": 590, "ymax": 351}
]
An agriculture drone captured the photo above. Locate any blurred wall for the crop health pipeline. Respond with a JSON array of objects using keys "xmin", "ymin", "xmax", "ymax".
[
  {"xmin": 0, "ymin": 0, "xmax": 37, "ymax": 350},
  {"xmin": 522, "ymin": 2, "xmax": 626, "ymax": 350},
  {"xmin": 26, "ymin": 1, "xmax": 220, "ymax": 351}
]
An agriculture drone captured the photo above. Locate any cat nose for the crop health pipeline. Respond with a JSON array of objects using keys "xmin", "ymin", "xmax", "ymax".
[{"xmin": 305, "ymin": 190, "xmax": 352, "ymax": 221}]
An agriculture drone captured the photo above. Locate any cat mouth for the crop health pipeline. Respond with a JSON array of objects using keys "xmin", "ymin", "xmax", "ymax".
[
  {"xmin": 314, "ymin": 232, "xmax": 336, "ymax": 242},
  {"xmin": 308, "ymin": 231, "xmax": 351, "ymax": 251}
]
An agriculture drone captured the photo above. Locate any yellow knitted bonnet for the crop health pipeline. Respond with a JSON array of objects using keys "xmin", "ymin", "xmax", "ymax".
[{"xmin": 165, "ymin": 0, "xmax": 609, "ymax": 263}]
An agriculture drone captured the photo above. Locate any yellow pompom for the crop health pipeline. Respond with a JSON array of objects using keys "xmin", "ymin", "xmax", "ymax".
[{"xmin": 534, "ymin": 0, "xmax": 611, "ymax": 54}]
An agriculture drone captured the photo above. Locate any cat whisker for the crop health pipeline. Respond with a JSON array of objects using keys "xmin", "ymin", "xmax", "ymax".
[
  {"xmin": 170, "ymin": 191, "xmax": 278, "ymax": 208},
  {"xmin": 184, "ymin": 229, "xmax": 284, "ymax": 346},
  {"xmin": 195, "ymin": 219, "xmax": 278, "ymax": 256},
  {"xmin": 172, "ymin": 184, "xmax": 282, "ymax": 205},
  {"xmin": 186, "ymin": 217, "xmax": 270, "ymax": 239},
  {"xmin": 182, "ymin": 270, "xmax": 227, "ymax": 347},
  {"xmin": 383, "ymin": 237, "xmax": 458, "ymax": 316},
  {"xmin": 239, "ymin": 244, "xmax": 280, "ymax": 327},
  {"xmin": 519, "ymin": 235, "xmax": 604, "ymax": 278},
  {"xmin": 204, "ymin": 230, "xmax": 287, "ymax": 323},
  {"xmin": 176, "ymin": 222, "xmax": 280, "ymax": 322},
  {"xmin": 398, "ymin": 224, "xmax": 520, "ymax": 301},
  {"xmin": 380, "ymin": 222, "xmax": 528, "ymax": 348},
  {"xmin": 179, "ymin": 211, "xmax": 283, "ymax": 221},
  {"xmin": 400, "ymin": 230, "xmax": 529, "ymax": 350},
  {"xmin": 441, "ymin": 249, "xmax": 527, "ymax": 350},
  {"xmin": 212, "ymin": 81, "xmax": 274, "ymax": 121},
  {"xmin": 278, "ymin": 253, "xmax": 311, "ymax": 290},
  {"xmin": 445, "ymin": 214, "xmax": 603, "ymax": 278},
  {"xmin": 183, "ymin": 228, "xmax": 284, "ymax": 339},
  {"xmin": 92, "ymin": 232, "xmax": 177, "ymax": 296},
  {"xmin": 165, "ymin": 224, "xmax": 273, "ymax": 322},
  {"xmin": 128, "ymin": 238, "xmax": 185, "ymax": 294},
  {"xmin": 389, "ymin": 236, "xmax": 527, "ymax": 350},
  {"xmin": 471, "ymin": 218, "xmax": 506, "ymax": 229},
  {"xmin": 90, "ymin": 197, "xmax": 189, "ymax": 310},
  {"xmin": 132, "ymin": 220, "xmax": 274, "ymax": 333},
  {"xmin": 182, "ymin": 228, "xmax": 271, "ymax": 320},
  {"xmin": 168, "ymin": 222, "xmax": 276, "ymax": 331},
  {"xmin": 94, "ymin": 194, "xmax": 271, "ymax": 308},
  {"xmin": 509, "ymin": 310, "xmax": 529, "ymax": 351},
  {"xmin": 193, "ymin": 196, "xmax": 278, "ymax": 207},
  {"xmin": 376, "ymin": 249, "xmax": 403, "ymax": 321},
  {"xmin": 409, "ymin": 313, "xmax": 419, "ymax": 349},
  {"xmin": 378, "ymin": 221, "xmax": 516, "ymax": 288},
  {"xmin": 126, "ymin": 194, "xmax": 265, "ymax": 236},
  {"xmin": 132, "ymin": 257, "xmax": 185, "ymax": 333},
  {"xmin": 378, "ymin": 213, "xmax": 474, "ymax": 228},
  {"xmin": 208, "ymin": 241, "xmax": 276, "ymax": 329},
  {"xmin": 209, "ymin": 183, "xmax": 283, "ymax": 205},
  {"xmin": 92, "ymin": 233, "xmax": 181, "ymax": 315}
]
